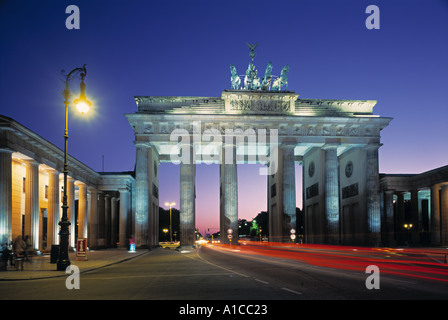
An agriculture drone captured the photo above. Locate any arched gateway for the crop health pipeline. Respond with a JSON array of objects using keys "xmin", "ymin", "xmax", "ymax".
[{"xmin": 125, "ymin": 51, "xmax": 392, "ymax": 248}]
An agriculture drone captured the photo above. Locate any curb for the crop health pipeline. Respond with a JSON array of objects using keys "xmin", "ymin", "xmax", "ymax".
[{"xmin": 0, "ymin": 250, "xmax": 149, "ymax": 281}]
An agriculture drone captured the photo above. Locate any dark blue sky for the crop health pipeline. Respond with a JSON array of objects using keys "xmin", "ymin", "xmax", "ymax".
[{"xmin": 1, "ymin": 0, "xmax": 447, "ymax": 232}]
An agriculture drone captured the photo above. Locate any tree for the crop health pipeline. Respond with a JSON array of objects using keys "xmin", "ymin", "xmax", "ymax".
[
  {"xmin": 252, "ymin": 211, "xmax": 269, "ymax": 237},
  {"xmin": 250, "ymin": 219, "xmax": 259, "ymax": 237},
  {"xmin": 238, "ymin": 219, "xmax": 251, "ymax": 237}
]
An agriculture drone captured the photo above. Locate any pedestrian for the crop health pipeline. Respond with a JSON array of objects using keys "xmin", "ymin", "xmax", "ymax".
[
  {"xmin": 12, "ymin": 236, "xmax": 26, "ymax": 270},
  {"xmin": 0, "ymin": 238, "xmax": 10, "ymax": 271},
  {"xmin": 24, "ymin": 235, "xmax": 32, "ymax": 261}
]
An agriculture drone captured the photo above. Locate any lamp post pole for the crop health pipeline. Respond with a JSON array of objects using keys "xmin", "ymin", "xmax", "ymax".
[
  {"xmin": 165, "ymin": 202, "xmax": 175, "ymax": 243},
  {"xmin": 169, "ymin": 205, "xmax": 173, "ymax": 243},
  {"xmin": 57, "ymin": 65, "xmax": 90, "ymax": 271}
]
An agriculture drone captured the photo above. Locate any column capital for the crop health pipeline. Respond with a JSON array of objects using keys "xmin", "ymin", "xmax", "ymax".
[
  {"xmin": 133, "ymin": 140, "xmax": 151, "ymax": 148},
  {"xmin": 280, "ymin": 141, "xmax": 296, "ymax": 149},
  {"xmin": 46, "ymin": 167, "xmax": 60, "ymax": 175},
  {"xmin": 365, "ymin": 143, "xmax": 382, "ymax": 151},
  {"xmin": 222, "ymin": 142, "xmax": 237, "ymax": 148},
  {"xmin": 322, "ymin": 143, "xmax": 339, "ymax": 150},
  {"xmin": 118, "ymin": 187, "xmax": 130, "ymax": 194},
  {"xmin": 24, "ymin": 159, "xmax": 40, "ymax": 166},
  {"xmin": 88, "ymin": 186, "xmax": 98, "ymax": 192},
  {"xmin": 75, "ymin": 180, "xmax": 87, "ymax": 187}
]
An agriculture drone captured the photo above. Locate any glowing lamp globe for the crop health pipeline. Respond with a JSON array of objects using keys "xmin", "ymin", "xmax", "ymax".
[{"xmin": 75, "ymin": 99, "xmax": 91, "ymax": 114}]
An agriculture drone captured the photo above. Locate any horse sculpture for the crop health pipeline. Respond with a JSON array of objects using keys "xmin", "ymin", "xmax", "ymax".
[
  {"xmin": 231, "ymin": 61, "xmax": 290, "ymax": 91},
  {"xmin": 260, "ymin": 61, "xmax": 273, "ymax": 90},
  {"xmin": 230, "ymin": 64, "xmax": 241, "ymax": 90},
  {"xmin": 244, "ymin": 62, "xmax": 260, "ymax": 90},
  {"xmin": 272, "ymin": 64, "xmax": 289, "ymax": 91}
]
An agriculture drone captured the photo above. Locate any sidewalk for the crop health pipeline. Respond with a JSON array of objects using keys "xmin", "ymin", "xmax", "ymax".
[{"xmin": 0, "ymin": 248, "xmax": 148, "ymax": 281}]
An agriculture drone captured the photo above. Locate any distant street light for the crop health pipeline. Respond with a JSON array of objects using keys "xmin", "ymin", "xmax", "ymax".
[
  {"xmin": 165, "ymin": 202, "xmax": 175, "ymax": 243},
  {"xmin": 163, "ymin": 228, "xmax": 168, "ymax": 242},
  {"xmin": 57, "ymin": 65, "xmax": 92, "ymax": 271},
  {"xmin": 404, "ymin": 223, "xmax": 413, "ymax": 246}
]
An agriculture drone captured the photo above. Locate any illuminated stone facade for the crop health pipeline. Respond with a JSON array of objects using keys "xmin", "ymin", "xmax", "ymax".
[
  {"xmin": 126, "ymin": 89, "xmax": 392, "ymax": 246},
  {"xmin": 2, "ymin": 95, "xmax": 446, "ymax": 249},
  {"xmin": 0, "ymin": 115, "xmax": 134, "ymax": 251},
  {"xmin": 380, "ymin": 166, "xmax": 448, "ymax": 246}
]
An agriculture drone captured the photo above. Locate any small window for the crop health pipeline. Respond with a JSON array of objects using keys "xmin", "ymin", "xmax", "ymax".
[{"xmin": 271, "ymin": 183, "xmax": 276, "ymax": 198}]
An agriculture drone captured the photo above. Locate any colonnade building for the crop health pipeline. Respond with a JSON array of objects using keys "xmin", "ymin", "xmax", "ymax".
[
  {"xmin": 380, "ymin": 166, "xmax": 448, "ymax": 247},
  {"xmin": 0, "ymin": 115, "xmax": 135, "ymax": 252},
  {"xmin": 1, "ymin": 77, "xmax": 447, "ymax": 250}
]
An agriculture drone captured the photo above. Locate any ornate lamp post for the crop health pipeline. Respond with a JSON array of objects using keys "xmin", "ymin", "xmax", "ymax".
[{"xmin": 57, "ymin": 65, "xmax": 92, "ymax": 271}]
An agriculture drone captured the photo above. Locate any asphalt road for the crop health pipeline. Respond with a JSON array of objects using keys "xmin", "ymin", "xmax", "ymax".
[{"xmin": 1, "ymin": 244, "xmax": 447, "ymax": 302}]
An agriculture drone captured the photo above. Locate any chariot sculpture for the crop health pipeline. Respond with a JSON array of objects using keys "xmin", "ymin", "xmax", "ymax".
[{"xmin": 230, "ymin": 43, "xmax": 289, "ymax": 91}]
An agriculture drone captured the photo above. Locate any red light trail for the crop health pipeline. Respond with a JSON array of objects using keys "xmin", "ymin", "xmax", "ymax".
[{"xmin": 207, "ymin": 241, "xmax": 448, "ymax": 283}]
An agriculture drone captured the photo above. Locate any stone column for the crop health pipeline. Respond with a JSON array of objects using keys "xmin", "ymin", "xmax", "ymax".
[
  {"xmin": 0, "ymin": 149, "xmax": 13, "ymax": 246},
  {"xmin": 148, "ymin": 148, "xmax": 160, "ymax": 248},
  {"xmin": 105, "ymin": 193, "xmax": 111, "ymax": 247},
  {"xmin": 430, "ymin": 184, "xmax": 441, "ymax": 245},
  {"xmin": 396, "ymin": 192, "xmax": 406, "ymax": 245},
  {"xmin": 323, "ymin": 144, "xmax": 339, "ymax": 244},
  {"xmin": 47, "ymin": 169, "xmax": 60, "ymax": 247},
  {"xmin": 25, "ymin": 160, "xmax": 39, "ymax": 250},
  {"xmin": 383, "ymin": 190, "xmax": 395, "ymax": 246},
  {"xmin": 366, "ymin": 144, "xmax": 381, "ymax": 246},
  {"xmin": 220, "ymin": 144, "xmax": 238, "ymax": 245},
  {"xmin": 180, "ymin": 144, "xmax": 196, "ymax": 247},
  {"xmin": 281, "ymin": 145, "xmax": 296, "ymax": 241},
  {"xmin": 67, "ymin": 177, "xmax": 75, "ymax": 248},
  {"xmin": 441, "ymin": 185, "xmax": 448, "ymax": 246},
  {"xmin": 88, "ymin": 187, "xmax": 98, "ymax": 249},
  {"xmin": 111, "ymin": 196, "xmax": 118, "ymax": 247},
  {"xmin": 134, "ymin": 141, "xmax": 150, "ymax": 248},
  {"xmin": 410, "ymin": 189, "xmax": 420, "ymax": 244},
  {"xmin": 77, "ymin": 183, "xmax": 88, "ymax": 240},
  {"xmin": 97, "ymin": 192, "xmax": 105, "ymax": 246},
  {"xmin": 118, "ymin": 188, "xmax": 130, "ymax": 248}
]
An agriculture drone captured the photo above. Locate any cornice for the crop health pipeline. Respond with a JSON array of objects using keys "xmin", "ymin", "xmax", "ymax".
[{"xmin": 0, "ymin": 114, "xmax": 101, "ymax": 186}]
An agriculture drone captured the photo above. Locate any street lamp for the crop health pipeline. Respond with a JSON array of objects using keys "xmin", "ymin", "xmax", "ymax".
[
  {"xmin": 57, "ymin": 65, "xmax": 92, "ymax": 271},
  {"xmin": 165, "ymin": 202, "xmax": 175, "ymax": 243},
  {"xmin": 403, "ymin": 223, "xmax": 413, "ymax": 246},
  {"xmin": 163, "ymin": 228, "xmax": 168, "ymax": 242}
]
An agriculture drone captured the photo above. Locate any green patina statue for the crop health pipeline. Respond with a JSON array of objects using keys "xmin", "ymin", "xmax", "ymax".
[{"xmin": 230, "ymin": 43, "xmax": 289, "ymax": 91}]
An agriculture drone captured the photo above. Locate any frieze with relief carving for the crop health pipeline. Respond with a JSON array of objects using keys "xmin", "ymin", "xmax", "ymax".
[{"xmin": 229, "ymin": 98, "xmax": 291, "ymax": 112}]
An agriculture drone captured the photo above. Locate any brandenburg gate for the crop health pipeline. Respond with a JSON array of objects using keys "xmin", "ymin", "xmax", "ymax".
[{"xmin": 126, "ymin": 46, "xmax": 392, "ymax": 248}]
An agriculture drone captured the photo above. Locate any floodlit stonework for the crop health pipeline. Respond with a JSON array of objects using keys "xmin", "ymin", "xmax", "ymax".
[
  {"xmin": 380, "ymin": 166, "xmax": 448, "ymax": 246},
  {"xmin": 1, "ymin": 69, "xmax": 447, "ymax": 249},
  {"xmin": 126, "ymin": 88, "xmax": 392, "ymax": 247},
  {"xmin": 1, "ymin": 91, "xmax": 447, "ymax": 249},
  {"xmin": 0, "ymin": 115, "xmax": 134, "ymax": 251}
]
